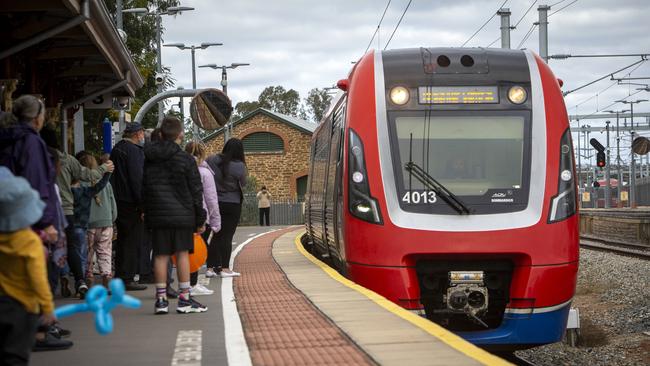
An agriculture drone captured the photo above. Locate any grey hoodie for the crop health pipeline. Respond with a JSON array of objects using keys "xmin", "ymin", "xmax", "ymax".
[{"xmin": 206, "ymin": 154, "xmax": 247, "ymax": 204}]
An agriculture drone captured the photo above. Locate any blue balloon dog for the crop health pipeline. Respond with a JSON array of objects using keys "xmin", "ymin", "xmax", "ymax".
[{"xmin": 53, "ymin": 278, "xmax": 141, "ymax": 335}]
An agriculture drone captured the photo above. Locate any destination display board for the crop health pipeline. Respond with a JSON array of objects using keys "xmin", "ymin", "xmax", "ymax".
[{"xmin": 418, "ymin": 86, "xmax": 499, "ymax": 104}]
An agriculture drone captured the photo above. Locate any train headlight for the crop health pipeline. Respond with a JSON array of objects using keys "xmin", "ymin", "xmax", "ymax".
[
  {"xmin": 508, "ymin": 86, "xmax": 527, "ymax": 104},
  {"xmin": 389, "ymin": 86, "xmax": 410, "ymax": 105},
  {"xmin": 561, "ymin": 170, "xmax": 572, "ymax": 182},
  {"xmin": 352, "ymin": 171, "xmax": 364, "ymax": 183},
  {"xmin": 355, "ymin": 203, "xmax": 371, "ymax": 213}
]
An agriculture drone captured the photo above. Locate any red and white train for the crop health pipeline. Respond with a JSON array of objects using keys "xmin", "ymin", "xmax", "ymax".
[{"xmin": 304, "ymin": 47, "xmax": 579, "ymax": 349}]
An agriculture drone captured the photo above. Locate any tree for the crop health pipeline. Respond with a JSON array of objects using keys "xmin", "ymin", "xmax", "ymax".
[
  {"xmin": 305, "ymin": 88, "xmax": 332, "ymax": 123},
  {"xmin": 232, "ymin": 100, "xmax": 261, "ymax": 121},
  {"xmin": 258, "ymin": 86, "xmax": 301, "ymax": 117}
]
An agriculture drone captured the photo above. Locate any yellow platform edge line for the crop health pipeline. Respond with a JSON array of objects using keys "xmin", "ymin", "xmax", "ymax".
[{"xmin": 292, "ymin": 231, "xmax": 512, "ymax": 366}]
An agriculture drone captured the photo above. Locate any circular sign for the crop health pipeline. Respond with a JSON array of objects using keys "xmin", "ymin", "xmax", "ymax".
[
  {"xmin": 632, "ymin": 136, "xmax": 650, "ymax": 155},
  {"xmin": 190, "ymin": 89, "xmax": 233, "ymax": 130}
]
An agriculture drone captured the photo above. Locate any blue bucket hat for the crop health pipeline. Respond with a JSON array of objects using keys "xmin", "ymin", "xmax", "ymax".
[{"xmin": 0, "ymin": 172, "xmax": 45, "ymax": 232}]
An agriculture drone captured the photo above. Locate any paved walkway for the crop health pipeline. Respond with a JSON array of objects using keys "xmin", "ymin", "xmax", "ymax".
[
  {"xmin": 236, "ymin": 229, "xmax": 509, "ymax": 366},
  {"xmin": 234, "ymin": 227, "xmax": 374, "ymax": 365}
]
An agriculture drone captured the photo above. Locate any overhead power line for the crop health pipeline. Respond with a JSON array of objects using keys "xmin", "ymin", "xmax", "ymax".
[
  {"xmin": 461, "ymin": 0, "xmax": 509, "ymax": 47},
  {"xmin": 570, "ymin": 61, "xmax": 647, "ymax": 110},
  {"xmin": 364, "ymin": 0, "xmax": 392, "ymax": 55},
  {"xmin": 549, "ymin": 0, "xmax": 578, "ymax": 17},
  {"xmin": 514, "ymin": 0, "xmax": 538, "ymax": 28},
  {"xmin": 563, "ymin": 58, "xmax": 647, "ymax": 96},
  {"xmin": 384, "ymin": 0, "xmax": 414, "ymax": 50},
  {"xmin": 516, "ymin": 22, "xmax": 537, "ymax": 49}
]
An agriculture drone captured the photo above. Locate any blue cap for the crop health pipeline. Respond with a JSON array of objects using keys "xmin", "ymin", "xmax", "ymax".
[
  {"xmin": 0, "ymin": 173, "xmax": 45, "ymax": 231},
  {"xmin": 124, "ymin": 122, "xmax": 143, "ymax": 134}
]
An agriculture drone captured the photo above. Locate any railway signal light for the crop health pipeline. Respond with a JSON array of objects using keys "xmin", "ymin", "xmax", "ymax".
[
  {"xmin": 590, "ymin": 138, "xmax": 605, "ymax": 152},
  {"xmin": 596, "ymin": 151, "xmax": 606, "ymax": 168}
]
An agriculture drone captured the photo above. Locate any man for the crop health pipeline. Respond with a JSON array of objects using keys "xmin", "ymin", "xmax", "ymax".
[{"xmin": 110, "ymin": 123, "xmax": 147, "ymax": 291}]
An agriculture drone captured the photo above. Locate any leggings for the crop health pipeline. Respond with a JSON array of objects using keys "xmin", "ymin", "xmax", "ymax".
[{"xmin": 207, "ymin": 202, "xmax": 241, "ymax": 269}]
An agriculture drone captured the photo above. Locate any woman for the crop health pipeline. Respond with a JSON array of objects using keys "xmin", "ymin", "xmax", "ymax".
[
  {"xmin": 0, "ymin": 95, "xmax": 58, "ymax": 243},
  {"xmin": 185, "ymin": 142, "xmax": 221, "ymax": 296},
  {"xmin": 205, "ymin": 138, "xmax": 247, "ymax": 278},
  {"xmin": 143, "ymin": 116, "xmax": 207, "ymax": 314}
]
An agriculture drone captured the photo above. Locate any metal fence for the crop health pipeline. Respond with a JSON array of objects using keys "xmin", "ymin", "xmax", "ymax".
[
  {"xmin": 581, "ymin": 176, "xmax": 650, "ymax": 208},
  {"xmin": 239, "ymin": 193, "xmax": 305, "ymax": 226}
]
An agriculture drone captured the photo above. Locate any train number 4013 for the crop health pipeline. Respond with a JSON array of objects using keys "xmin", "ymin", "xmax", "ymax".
[{"xmin": 402, "ymin": 191, "xmax": 437, "ymax": 204}]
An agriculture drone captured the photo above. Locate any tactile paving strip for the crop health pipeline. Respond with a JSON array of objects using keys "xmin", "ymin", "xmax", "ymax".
[{"xmin": 234, "ymin": 229, "xmax": 375, "ymax": 366}]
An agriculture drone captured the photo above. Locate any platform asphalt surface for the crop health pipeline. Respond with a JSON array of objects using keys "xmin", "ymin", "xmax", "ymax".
[{"xmin": 31, "ymin": 225, "xmax": 282, "ymax": 366}]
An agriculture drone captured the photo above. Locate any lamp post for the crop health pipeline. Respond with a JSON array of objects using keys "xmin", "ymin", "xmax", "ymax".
[
  {"xmin": 198, "ymin": 63, "xmax": 250, "ymax": 95},
  {"xmin": 199, "ymin": 63, "xmax": 250, "ymax": 141},
  {"xmin": 164, "ymin": 42, "xmax": 223, "ymax": 140},
  {"xmin": 616, "ymin": 99, "xmax": 648, "ymax": 208},
  {"xmin": 123, "ymin": 6, "xmax": 195, "ymax": 125},
  {"xmin": 605, "ymin": 109, "xmax": 629, "ymax": 206}
]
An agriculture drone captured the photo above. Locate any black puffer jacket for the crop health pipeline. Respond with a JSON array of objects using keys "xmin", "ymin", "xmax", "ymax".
[{"xmin": 142, "ymin": 140, "xmax": 206, "ymax": 229}]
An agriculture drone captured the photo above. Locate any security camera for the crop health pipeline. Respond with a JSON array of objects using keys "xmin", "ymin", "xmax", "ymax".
[
  {"xmin": 116, "ymin": 97, "xmax": 130, "ymax": 109},
  {"xmin": 154, "ymin": 73, "xmax": 166, "ymax": 85}
]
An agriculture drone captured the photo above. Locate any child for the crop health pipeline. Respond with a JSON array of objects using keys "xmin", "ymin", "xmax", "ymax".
[
  {"xmin": 185, "ymin": 142, "xmax": 221, "ymax": 296},
  {"xmin": 80, "ymin": 154, "xmax": 117, "ymax": 289},
  {"xmin": 70, "ymin": 161, "xmax": 111, "ymax": 298},
  {"xmin": 143, "ymin": 117, "xmax": 207, "ymax": 314},
  {"xmin": 0, "ymin": 171, "xmax": 57, "ymax": 363}
]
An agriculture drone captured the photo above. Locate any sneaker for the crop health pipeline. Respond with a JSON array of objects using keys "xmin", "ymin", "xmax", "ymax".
[
  {"xmin": 77, "ymin": 283, "xmax": 88, "ymax": 300},
  {"xmin": 33, "ymin": 332, "xmax": 73, "ymax": 352},
  {"xmin": 190, "ymin": 284, "xmax": 214, "ymax": 296},
  {"xmin": 176, "ymin": 296, "xmax": 208, "ymax": 313},
  {"xmin": 124, "ymin": 281, "xmax": 147, "ymax": 291},
  {"xmin": 205, "ymin": 269, "xmax": 218, "ymax": 278},
  {"xmin": 155, "ymin": 297, "xmax": 169, "ymax": 314},
  {"xmin": 219, "ymin": 271, "xmax": 240, "ymax": 278},
  {"xmin": 48, "ymin": 325, "xmax": 71, "ymax": 339}
]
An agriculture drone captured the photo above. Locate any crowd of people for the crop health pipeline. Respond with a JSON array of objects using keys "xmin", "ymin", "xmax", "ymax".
[{"xmin": 0, "ymin": 96, "xmax": 249, "ymax": 364}]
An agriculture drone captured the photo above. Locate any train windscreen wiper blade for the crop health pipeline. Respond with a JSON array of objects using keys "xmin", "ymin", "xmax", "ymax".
[{"xmin": 404, "ymin": 161, "xmax": 471, "ymax": 215}]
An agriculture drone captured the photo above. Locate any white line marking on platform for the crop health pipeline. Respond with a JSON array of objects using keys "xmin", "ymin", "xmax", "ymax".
[
  {"xmin": 171, "ymin": 330, "xmax": 202, "ymax": 366},
  {"xmin": 222, "ymin": 229, "xmax": 280, "ymax": 366}
]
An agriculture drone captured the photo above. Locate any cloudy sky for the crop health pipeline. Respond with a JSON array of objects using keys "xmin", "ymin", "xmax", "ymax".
[{"xmin": 159, "ymin": 0, "xmax": 649, "ymax": 139}]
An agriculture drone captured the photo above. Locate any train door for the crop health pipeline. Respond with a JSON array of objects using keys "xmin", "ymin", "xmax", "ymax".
[
  {"xmin": 309, "ymin": 118, "xmax": 333, "ymax": 256},
  {"xmin": 324, "ymin": 100, "xmax": 346, "ymax": 270}
]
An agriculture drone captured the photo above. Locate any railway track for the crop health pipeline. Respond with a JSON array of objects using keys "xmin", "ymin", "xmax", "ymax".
[
  {"xmin": 495, "ymin": 352, "xmax": 536, "ymax": 366},
  {"xmin": 580, "ymin": 237, "xmax": 650, "ymax": 259}
]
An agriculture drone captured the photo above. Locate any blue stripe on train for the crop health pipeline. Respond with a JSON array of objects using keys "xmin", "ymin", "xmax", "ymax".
[{"xmin": 457, "ymin": 304, "xmax": 570, "ymax": 345}]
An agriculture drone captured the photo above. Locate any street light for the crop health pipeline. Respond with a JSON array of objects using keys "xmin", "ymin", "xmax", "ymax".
[
  {"xmin": 122, "ymin": 5, "xmax": 195, "ymax": 124},
  {"xmin": 198, "ymin": 63, "xmax": 250, "ymax": 95},
  {"xmin": 164, "ymin": 42, "xmax": 223, "ymax": 140}
]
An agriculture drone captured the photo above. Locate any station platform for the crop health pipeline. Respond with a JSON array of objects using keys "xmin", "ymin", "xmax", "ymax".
[
  {"xmin": 233, "ymin": 227, "xmax": 508, "ymax": 366},
  {"xmin": 32, "ymin": 226, "xmax": 510, "ymax": 366}
]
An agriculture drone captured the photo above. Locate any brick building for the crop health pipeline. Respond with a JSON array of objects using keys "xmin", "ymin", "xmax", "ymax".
[{"xmin": 203, "ymin": 108, "xmax": 316, "ymax": 201}]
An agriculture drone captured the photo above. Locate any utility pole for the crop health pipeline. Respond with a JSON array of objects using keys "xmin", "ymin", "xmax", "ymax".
[
  {"xmin": 497, "ymin": 8, "xmax": 511, "ymax": 49},
  {"xmin": 631, "ymin": 130, "xmax": 637, "ymax": 208},
  {"xmin": 116, "ymin": 0, "xmax": 123, "ymax": 30},
  {"xmin": 605, "ymin": 120, "xmax": 611, "ymax": 208},
  {"xmin": 538, "ymin": 5, "xmax": 550, "ymax": 62},
  {"xmin": 605, "ymin": 109, "xmax": 629, "ymax": 207},
  {"xmin": 577, "ymin": 123, "xmax": 582, "ymax": 190},
  {"xmin": 156, "ymin": 15, "xmax": 163, "ymax": 125}
]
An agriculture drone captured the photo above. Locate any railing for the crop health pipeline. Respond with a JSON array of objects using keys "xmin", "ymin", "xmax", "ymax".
[{"xmin": 239, "ymin": 193, "xmax": 305, "ymax": 226}]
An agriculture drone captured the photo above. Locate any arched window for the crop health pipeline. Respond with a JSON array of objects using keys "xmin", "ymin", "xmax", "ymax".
[{"xmin": 242, "ymin": 132, "xmax": 284, "ymax": 153}]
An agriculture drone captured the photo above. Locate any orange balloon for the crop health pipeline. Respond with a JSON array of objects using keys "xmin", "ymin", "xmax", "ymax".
[{"xmin": 172, "ymin": 234, "xmax": 208, "ymax": 273}]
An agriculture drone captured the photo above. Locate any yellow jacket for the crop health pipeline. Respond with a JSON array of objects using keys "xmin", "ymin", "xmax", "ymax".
[{"xmin": 0, "ymin": 229, "xmax": 54, "ymax": 314}]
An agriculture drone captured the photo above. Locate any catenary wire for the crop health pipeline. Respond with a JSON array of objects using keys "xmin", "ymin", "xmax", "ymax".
[
  {"xmin": 461, "ymin": 0, "xmax": 509, "ymax": 47},
  {"xmin": 384, "ymin": 0, "xmax": 414, "ymax": 50},
  {"xmin": 364, "ymin": 0, "xmax": 392, "ymax": 55}
]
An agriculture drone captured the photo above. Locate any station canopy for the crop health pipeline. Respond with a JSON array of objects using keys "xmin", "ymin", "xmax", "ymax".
[{"xmin": 0, "ymin": 0, "xmax": 144, "ymax": 111}]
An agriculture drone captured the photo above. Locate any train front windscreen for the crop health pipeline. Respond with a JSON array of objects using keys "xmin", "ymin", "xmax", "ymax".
[{"xmin": 388, "ymin": 110, "xmax": 531, "ymax": 215}]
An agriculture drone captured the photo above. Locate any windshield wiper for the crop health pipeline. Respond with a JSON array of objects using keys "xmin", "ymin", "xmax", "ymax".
[{"xmin": 404, "ymin": 161, "xmax": 472, "ymax": 215}]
